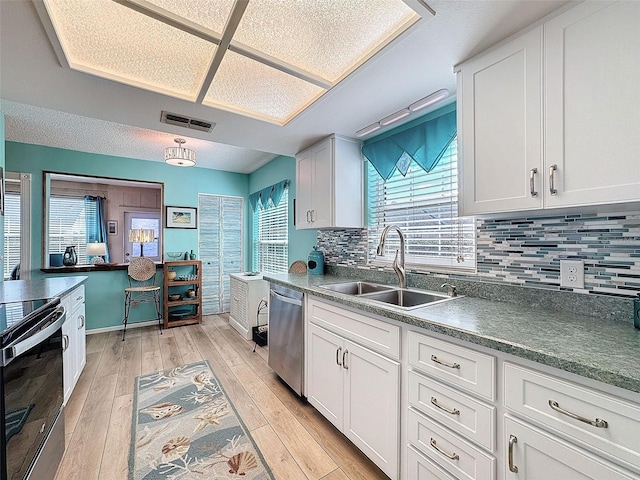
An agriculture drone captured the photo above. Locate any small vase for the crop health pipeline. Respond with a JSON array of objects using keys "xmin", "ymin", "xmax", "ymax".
[
  {"xmin": 63, "ymin": 246, "xmax": 77, "ymax": 266},
  {"xmin": 189, "ymin": 250, "xmax": 196, "ymax": 260}
]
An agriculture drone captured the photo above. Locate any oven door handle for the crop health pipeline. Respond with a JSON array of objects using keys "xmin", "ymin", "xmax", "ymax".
[{"xmin": 2, "ymin": 306, "xmax": 66, "ymax": 367}]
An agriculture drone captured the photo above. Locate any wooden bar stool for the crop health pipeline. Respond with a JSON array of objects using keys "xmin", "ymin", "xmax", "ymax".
[{"xmin": 122, "ymin": 257, "xmax": 162, "ymax": 340}]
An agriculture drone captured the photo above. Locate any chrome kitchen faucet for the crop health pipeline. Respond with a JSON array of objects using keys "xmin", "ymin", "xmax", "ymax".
[{"xmin": 376, "ymin": 225, "xmax": 406, "ymax": 289}]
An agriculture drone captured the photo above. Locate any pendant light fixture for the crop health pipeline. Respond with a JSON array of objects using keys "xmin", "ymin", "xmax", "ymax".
[{"xmin": 165, "ymin": 138, "xmax": 196, "ymax": 167}]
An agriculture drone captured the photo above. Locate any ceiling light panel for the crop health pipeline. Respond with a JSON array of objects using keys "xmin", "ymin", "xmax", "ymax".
[
  {"xmin": 144, "ymin": 0, "xmax": 234, "ymax": 34},
  {"xmin": 203, "ymin": 50, "xmax": 326, "ymax": 124},
  {"xmin": 43, "ymin": 0, "xmax": 217, "ymax": 100},
  {"xmin": 232, "ymin": 0, "xmax": 420, "ymax": 83}
]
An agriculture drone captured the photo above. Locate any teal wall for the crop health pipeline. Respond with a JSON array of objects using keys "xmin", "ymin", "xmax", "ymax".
[
  {"xmin": 5, "ymin": 141, "xmax": 249, "ymax": 330},
  {"xmin": 248, "ymin": 155, "xmax": 318, "ymax": 267}
]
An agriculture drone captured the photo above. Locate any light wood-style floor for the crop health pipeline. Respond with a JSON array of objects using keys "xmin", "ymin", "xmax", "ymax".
[{"xmin": 55, "ymin": 314, "xmax": 388, "ymax": 480}]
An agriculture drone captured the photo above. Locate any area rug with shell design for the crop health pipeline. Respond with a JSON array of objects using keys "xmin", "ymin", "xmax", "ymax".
[{"xmin": 129, "ymin": 360, "xmax": 274, "ymax": 480}]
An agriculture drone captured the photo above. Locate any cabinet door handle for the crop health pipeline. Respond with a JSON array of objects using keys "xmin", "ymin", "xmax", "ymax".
[
  {"xmin": 311, "ymin": 209, "xmax": 315, "ymax": 222},
  {"xmin": 336, "ymin": 347, "xmax": 342, "ymax": 366},
  {"xmin": 529, "ymin": 168, "xmax": 538, "ymax": 197},
  {"xmin": 429, "ymin": 438, "xmax": 459, "ymax": 460},
  {"xmin": 306, "ymin": 210, "xmax": 311, "ymax": 223},
  {"xmin": 342, "ymin": 349, "xmax": 348, "ymax": 370},
  {"xmin": 548, "ymin": 400, "xmax": 608, "ymax": 428},
  {"xmin": 508, "ymin": 435, "xmax": 518, "ymax": 473},
  {"xmin": 431, "ymin": 354, "xmax": 460, "ymax": 369},
  {"xmin": 78, "ymin": 315, "xmax": 85, "ymax": 329},
  {"xmin": 62, "ymin": 334, "xmax": 70, "ymax": 353},
  {"xmin": 431, "ymin": 397, "xmax": 460, "ymax": 415},
  {"xmin": 549, "ymin": 164, "xmax": 558, "ymax": 195}
]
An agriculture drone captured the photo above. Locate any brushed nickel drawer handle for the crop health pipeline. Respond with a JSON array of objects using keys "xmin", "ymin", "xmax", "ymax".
[
  {"xmin": 336, "ymin": 347, "xmax": 342, "ymax": 366},
  {"xmin": 342, "ymin": 349, "xmax": 348, "ymax": 370},
  {"xmin": 549, "ymin": 164, "xmax": 558, "ymax": 195},
  {"xmin": 429, "ymin": 438, "xmax": 459, "ymax": 460},
  {"xmin": 548, "ymin": 400, "xmax": 608, "ymax": 428},
  {"xmin": 431, "ymin": 397, "xmax": 460, "ymax": 415},
  {"xmin": 508, "ymin": 435, "xmax": 518, "ymax": 473},
  {"xmin": 431, "ymin": 354, "xmax": 460, "ymax": 369},
  {"xmin": 529, "ymin": 168, "xmax": 538, "ymax": 197}
]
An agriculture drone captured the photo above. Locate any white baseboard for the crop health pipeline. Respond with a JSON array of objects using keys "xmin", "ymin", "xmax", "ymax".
[
  {"xmin": 229, "ymin": 315, "xmax": 251, "ymax": 340},
  {"xmin": 87, "ymin": 320, "xmax": 161, "ymax": 335}
]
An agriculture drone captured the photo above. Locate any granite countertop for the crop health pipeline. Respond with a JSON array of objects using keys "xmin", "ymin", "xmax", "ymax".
[
  {"xmin": 0, "ymin": 276, "xmax": 88, "ymax": 303},
  {"xmin": 264, "ymin": 273, "xmax": 640, "ymax": 395}
]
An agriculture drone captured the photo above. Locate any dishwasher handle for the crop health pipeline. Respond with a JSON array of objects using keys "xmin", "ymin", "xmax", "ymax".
[{"xmin": 270, "ymin": 289, "xmax": 303, "ymax": 307}]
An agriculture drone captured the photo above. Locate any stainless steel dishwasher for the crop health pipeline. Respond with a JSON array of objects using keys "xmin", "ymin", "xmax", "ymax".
[{"xmin": 268, "ymin": 284, "xmax": 304, "ymax": 396}]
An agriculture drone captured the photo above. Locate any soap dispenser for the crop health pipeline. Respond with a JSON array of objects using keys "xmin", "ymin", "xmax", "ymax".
[{"xmin": 307, "ymin": 246, "xmax": 325, "ymax": 275}]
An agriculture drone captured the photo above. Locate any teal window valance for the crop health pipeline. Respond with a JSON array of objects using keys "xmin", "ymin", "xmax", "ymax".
[
  {"xmin": 250, "ymin": 179, "xmax": 289, "ymax": 212},
  {"xmin": 362, "ymin": 109, "xmax": 457, "ymax": 180}
]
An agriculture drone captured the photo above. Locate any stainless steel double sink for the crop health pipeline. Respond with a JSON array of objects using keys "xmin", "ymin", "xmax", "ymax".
[{"xmin": 319, "ymin": 281, "xmax": 460, "ymax": 310}]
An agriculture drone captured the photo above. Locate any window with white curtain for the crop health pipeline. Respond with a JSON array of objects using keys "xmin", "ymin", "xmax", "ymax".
[
  {"xmin": 368, "ymin": 137, "xmax": 476, "ymax": 271},
  {"xmin": 252, "ymin": 189, "xmax": 289, "ymax": 273},
  {"xmin": 48, "ymin": 196, "xmax": 89, "ymax": 264}
]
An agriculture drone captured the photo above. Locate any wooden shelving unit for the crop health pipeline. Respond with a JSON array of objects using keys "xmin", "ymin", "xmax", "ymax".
[{"xmin": 163, "ymin": 260, "xmax": 202, "ymax": 328}]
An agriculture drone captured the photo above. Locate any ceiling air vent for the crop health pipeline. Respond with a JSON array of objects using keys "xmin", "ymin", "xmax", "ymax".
[{"xmin": 160, "ymin": 111, "xmax": 216, "ymax": 133}]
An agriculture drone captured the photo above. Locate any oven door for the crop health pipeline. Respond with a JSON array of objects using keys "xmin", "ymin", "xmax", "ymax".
[{"xmin": 1, "ymin": 303, "xmax": 65, "ymax": 480}]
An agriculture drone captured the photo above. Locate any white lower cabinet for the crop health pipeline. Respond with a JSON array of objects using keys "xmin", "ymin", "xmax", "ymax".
[
  {"xmin": 504, "ymin": 416, "xmax": 637, "ymax": 480},
  {"xmin": 306, "ymin": 308, "xmax": 400, "ymax": 479},
  {"xmin": 61, "ymin": 285, "xmax": 86, "ymax": 405},
  {"xmin": 408, "ymin": 408, "xmax": 496, "ymax": 480},
  {"xmin": 407, "ymin": 445, "xmax": 456, "ymax": 480}
]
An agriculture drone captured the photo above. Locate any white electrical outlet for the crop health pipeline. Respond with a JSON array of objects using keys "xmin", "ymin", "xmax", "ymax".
[{"xmin": 560, "ymin": 260, "xmax": 584, "ymax": 289}]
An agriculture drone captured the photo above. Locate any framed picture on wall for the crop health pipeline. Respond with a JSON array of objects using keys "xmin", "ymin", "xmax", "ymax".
[
  {"xmin": 166, "ymin": 206, "xmax": 198, "ymax": 229},
  {"xmin": 107, "ymin": 220, "xmax": 118, "ymax": 235}
]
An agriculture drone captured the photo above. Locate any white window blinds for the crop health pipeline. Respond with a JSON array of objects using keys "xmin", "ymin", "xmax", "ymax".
[
  {"xmin": 48, "ymin": 196, "xmax": 89, "ymax": 264},
  {"xmin": 252, "ymin": 188, "xmax": 289, "ymax": 273},
  {"xmin": 3, "ymin": 193, "xmax": 21, "ymax": 278},
  {"xmin": 368, "ymin": 137, "xmax": 476, "ymax": 270}
]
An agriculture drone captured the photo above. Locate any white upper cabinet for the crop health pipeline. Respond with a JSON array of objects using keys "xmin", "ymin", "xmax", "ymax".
[
  {"xmin": 458, "ymin": 26, "xmax": 543, "ymax": 215},
  {"xmin": 457, "ymin": 1, "xmax": 640, "ymax": 216},
  {"xmin": 544, "ymin": 1, "xmax": 640, "ymax": 208},
  {"xmin": 295, "ymin": 134, "xmax": 363, "ymax": 229}
]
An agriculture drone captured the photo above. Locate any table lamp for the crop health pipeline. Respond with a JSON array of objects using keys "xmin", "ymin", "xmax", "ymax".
[
  {"xmin": 87, "ymin": 242, "xmax": 107, "ymax": 264},
  {"xmin": 129, "ymin": 228, "xmax": 155, "ymax": 257}
]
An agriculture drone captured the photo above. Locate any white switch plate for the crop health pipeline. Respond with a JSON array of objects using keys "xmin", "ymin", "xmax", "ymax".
[{"xmin": 560, "ymin": 260, "xmax": 584, "ymax": 289}]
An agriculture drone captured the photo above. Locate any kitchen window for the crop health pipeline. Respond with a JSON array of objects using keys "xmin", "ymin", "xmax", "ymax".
[
  {"xmin": 367, "ymin": 136, "xmax": 476, "ymax": 271},
  {"xmin": 48, "ymin": 196, "xmax": 90, "ymax": 264},
  {"xmin": 252, "ymin": 188, "xmax": 289, "ymax": 273}
]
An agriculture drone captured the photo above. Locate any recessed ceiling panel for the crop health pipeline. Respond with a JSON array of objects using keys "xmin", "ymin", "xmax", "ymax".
[
  {"xmin": 43, "ymin": 0, "xmax": 217, "ymax": 100},
  {"xmin": 233, "ymin": 0, "xmax": 420, "ymax": 83},
  {"xmin": 203, "ymin": 50, "xmax": 326, "ymax": 124},
  {"xmin": 145, "ymin": 0, "xmax": 234, "ymax": 35}
]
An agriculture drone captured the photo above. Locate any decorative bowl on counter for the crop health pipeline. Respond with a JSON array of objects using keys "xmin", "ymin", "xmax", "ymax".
[
  {"xmin": 168, "ymin": 294, "xmax": 181, "ymax": 301},
  {"xmin": 165, "ymin": 251, "xmax": 184, "ymax": 261},
  {"xmin": 166, "ymin": 271, "xmax": 177, "ymax": 281}
]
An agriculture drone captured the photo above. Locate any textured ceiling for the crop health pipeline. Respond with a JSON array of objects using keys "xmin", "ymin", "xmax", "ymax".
[
  {"xmin": 1, "ymin": 100, "xmax": 277, "ymax": 173},
  {"xmin": 0, "ymin": 0, "xmax": 570, "ymax": 173}
]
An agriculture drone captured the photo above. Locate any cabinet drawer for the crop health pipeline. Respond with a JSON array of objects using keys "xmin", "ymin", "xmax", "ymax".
[
  {"xmin": 505, "ymin": 415, "xmax": 638, "ymax": 480},
  {"xmin": 409, "ymin": 370, "xmax": 496, "ymax": 451},
  {"xmin": 504, "ymin": 363, "xmax": 640, "ymax": 471},
  {"xmin": 407, "ymin": 408, "xmax": 496, "ymax": 480},
  {"xmin": 407, "ymin": 445, "xmax": 456, "ymax": 480},
  {"xmin": 307, "ymin": 297, "xmax": 400, "ymax": 359},
  {"xmin": 408, "ymin": 331, "xmax": 495, "ymax": 400},
  {"xmin": 70, "ymin": 285, "xmax": 85, "ymax": 309}
]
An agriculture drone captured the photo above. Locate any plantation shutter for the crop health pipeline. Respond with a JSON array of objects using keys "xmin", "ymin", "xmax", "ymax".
[
  {"xmin": 368, "ymin": 137, "xmax": 475, "ymax": 270},
  {"xmin": 3, "ymin": 193, "xmax": 21, "ymax": 278},
  {"xmin": 252, "ymin": 188, "xmax": 289, "ymax": 273}
]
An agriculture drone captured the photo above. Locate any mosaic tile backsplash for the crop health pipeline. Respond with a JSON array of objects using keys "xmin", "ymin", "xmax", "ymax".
[{"xmin": 317, "ymin": 210, "xmax": 640, "ymax": 298}]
